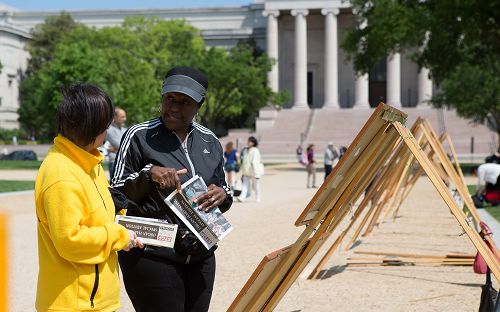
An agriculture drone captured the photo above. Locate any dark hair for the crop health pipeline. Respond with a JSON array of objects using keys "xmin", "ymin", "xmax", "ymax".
[
  {"xmin": 164, "ymin": 66, "xmax": 208, "ymax": 105},
  {"xmin": 56, "ymin": 83, "xmax": 114, "ymax": 147},
  {"xmin": 248, "ymin": 136, "xmax": 258, "ymax": 147}
]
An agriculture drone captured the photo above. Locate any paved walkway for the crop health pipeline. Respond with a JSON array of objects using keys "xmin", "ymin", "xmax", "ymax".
[
  {"xmin": 0, "ymin": 166, "xmax": 498, "ymax": 311},
  {"xmin": 478, "ymin": 209, "xmax": 500, "ymax": 247}
]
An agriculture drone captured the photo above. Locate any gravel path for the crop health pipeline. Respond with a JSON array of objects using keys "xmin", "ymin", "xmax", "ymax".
[{"xmin": 0, "ymin": 165, "xmax": 497, "ymax": 311}]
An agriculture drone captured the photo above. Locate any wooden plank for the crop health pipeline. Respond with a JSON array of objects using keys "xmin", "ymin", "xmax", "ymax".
[
  {"xmin": 263, "ymin": 124, "xmax": 404, "ymax": 311},
  {"xmin": 308, "ymin": 231, "xmax": 346, "ymax": 279},
  {"xmin": 295, "ymin": 104, "xmax": 408, "ymax": 226},
  {"xmin": 243, "ymin": 107, "xmax": 405, "ymax": 311},
  {"xmin": 420, "ymin": 120, "xmax": 480, "ymax": 226},
  {"xmin": 348, "ymin": 257, "xmax": 474, "ymax": 262},
  {"xmin": 393, "ymin": 121, "xmax": 500, "ymax": 281},
  {"xmin": 308, "ymin": 140, "xmax": 402, "ymax": 278},
  {"xmin": 354, "ymin": 250, "xmax": 474, "ymax": 259},
  {"xmin": 230, "ymin": 106, "xmax": 498, "ymax": 311},
  {"xmin": 363, "ymin": 145, "xmax": 411, "ymax": 235},
  {"xmin": 227, "ymin": 241, "xmax": 308, "ymax": 312},
  {"xmin": 445, "ymin": 133, "xmax": 467, "ymax": 185}
]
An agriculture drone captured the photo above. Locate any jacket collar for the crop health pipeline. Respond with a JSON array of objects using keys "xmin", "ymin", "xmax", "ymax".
[
  {"xmin": 54, "ymin": 134, "xmax": 103, "ymax": 174},
  {"xmin": 159, "ymin": 117, "xmax": 195, "ymax": 134}
]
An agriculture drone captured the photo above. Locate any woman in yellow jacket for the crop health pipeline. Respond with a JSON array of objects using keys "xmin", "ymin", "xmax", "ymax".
[{"xmin": 35, "ymin": 84, "xmax": 142, "ymax": 311}]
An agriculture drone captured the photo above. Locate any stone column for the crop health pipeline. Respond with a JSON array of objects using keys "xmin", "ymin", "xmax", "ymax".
[
  {"xmin": 353, "ymin": 18, "xmax": 370, "ymax": 108},
  {"xmin": 354, "ymin": 74, "xmax": 370, "ymax": 108},
  {"xmin": 322, "ymin": 8, "xmax": 340, "ymax": 109},
  {"xmin": 386, "ymin": 52, "xmax": 401, "ymax": 107},
  {"xmin": 291, "ymin": 9, "xmax": 309, "ymax": 109},
  {"xmin": 418, "ymin": 66, "xmax": 433, "ymax": 106},
  {"xmin": 263, "ymin": 10, "xmax": 280, "ymax": 93}
]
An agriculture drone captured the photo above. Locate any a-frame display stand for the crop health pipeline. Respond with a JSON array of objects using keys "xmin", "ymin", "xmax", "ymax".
[
  {"xmin": 228, "ymin": 104, "xmax": 500, "ymax": 312},
  {"xmin": 308, "ymin": 116, "xmax": 493, "ymax": 278}
]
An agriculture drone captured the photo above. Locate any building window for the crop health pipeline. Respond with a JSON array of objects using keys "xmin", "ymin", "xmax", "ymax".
[{"xmin": 7, "ymin": 74, "xmax": 16, "ymax": 88}]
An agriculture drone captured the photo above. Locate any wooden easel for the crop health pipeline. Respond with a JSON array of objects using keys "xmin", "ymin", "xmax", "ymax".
[
  {"xmin": 311, "ymin": 116, "xmax": 494, "ymax": 277},
  {"xmin": 228, "ymin": 104, "xmax": 500, "ymax": 312}
]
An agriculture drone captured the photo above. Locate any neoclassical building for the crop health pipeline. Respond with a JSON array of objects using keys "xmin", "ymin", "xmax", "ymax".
[{"xmin": 0, "ymin": 0, "xmax": 437, "ymax": 129}]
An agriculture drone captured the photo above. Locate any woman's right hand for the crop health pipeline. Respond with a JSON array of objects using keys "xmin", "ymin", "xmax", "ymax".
[
  {"xmin": 150, "ymin": 166, "xmax": 188, "ymax": 191},
  {"xmin": 123, "ymin": 230, "xmax": 144, "ymax": 252}
]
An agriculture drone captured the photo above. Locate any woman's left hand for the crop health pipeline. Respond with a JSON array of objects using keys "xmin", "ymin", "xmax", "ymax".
[{"xmin": 193, "ymin": 184, "xmax": 226, "ymax": 212}]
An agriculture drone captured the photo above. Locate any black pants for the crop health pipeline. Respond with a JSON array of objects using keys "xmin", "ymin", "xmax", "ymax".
[
  {"xmin": 119, "ymin": 249, "xmax": 216, "ymax": 312},
  {"xmin": 324, "ymin": 164, "xmax": 333, "ymax": 180}
]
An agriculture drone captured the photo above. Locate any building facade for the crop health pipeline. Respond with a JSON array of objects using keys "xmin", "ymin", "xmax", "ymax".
[{"xmin": 0, "ymin": 0, "xmax": 433, "ymax": 129}]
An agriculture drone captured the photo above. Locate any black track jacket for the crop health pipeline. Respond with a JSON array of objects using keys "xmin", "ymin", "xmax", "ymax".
[{"xmin": 111, "ymin": 118, "xmax": 232, "ymax": 246}]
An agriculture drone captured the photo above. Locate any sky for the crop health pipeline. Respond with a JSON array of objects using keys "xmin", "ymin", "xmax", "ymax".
[{"xmin": 1, "ymin": 0, "xmax": 253, "ymax": 11}]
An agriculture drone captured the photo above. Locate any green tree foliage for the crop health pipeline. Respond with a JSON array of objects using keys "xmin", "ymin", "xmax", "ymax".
[
  {"xmin": 25, "ymin": 12, "xmax": 78, "ymax": 74},
  {"xmin": 19, "ymin": 15, "xmax": 285, "ymax": 138},
  {"xmin": 342, "ymin": 0, "xmax": 500, "ymax": 138},
  {"xmin": 193, "ymin": 42, "xmax": 289, "ymax": 130}
]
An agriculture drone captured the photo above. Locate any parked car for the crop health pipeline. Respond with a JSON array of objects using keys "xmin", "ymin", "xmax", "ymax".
[{"xmin": 0, "ymin": 150, "xmax": 38, "ymax": 160}]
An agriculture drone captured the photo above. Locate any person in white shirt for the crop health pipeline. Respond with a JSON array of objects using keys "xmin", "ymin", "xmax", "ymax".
[
  {"xmin": 106, "ymin": 107, "xmax": 127, "ymax": 180},
  {"xmin": 323, "ymin": 142, "xmax": 339, "ymax": 180},
  {"xmin": 475, "ymin": 163, "xmax": 500, "ymax": 206},
  {"xmin": 237, "ymin": 136, "xmax": 262, "ymax": 202}
]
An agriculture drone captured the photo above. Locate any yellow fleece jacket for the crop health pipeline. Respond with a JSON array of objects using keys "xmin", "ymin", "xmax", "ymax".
[{"xmin": 35, "ymin": 135, "xmax": 130, "ymax": 311}]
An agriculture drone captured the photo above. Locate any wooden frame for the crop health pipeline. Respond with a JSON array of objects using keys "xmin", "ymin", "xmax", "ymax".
[
  {"xmin": 311, "ymin": 117, "xmax": 497, "ymax": 278},
  {"xmin": 228, "ymin": 104, "xmax": 500, "ymax": 312}
]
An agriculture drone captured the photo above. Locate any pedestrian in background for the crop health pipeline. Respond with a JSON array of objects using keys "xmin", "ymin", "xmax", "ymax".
[
  {"xmin": 238, "ymin": 136, "xmax": 262, "ymax": 202},
  {"xmin": 306, "ymin": 144, "xmax": 317, "ymax": 188},
  {"xmin": 324, "ymin": 141, "xmax": 339, "ymax": 180},
  {"xmin": 106, "ymin": 107, "xmax": 127, "ymax": 180},
  {"xmin": 224, "ymin": 141, "xmax": 239, "ymax": 188}
]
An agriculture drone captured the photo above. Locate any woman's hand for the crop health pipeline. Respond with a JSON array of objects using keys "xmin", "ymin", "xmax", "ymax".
[
  {"xmin": 123, "ymin": 230, "xmax": 144, "ymax": 251},
  {"xmin": 151, "ymin": 166, "xmax": 188, "ymax": 191},
  {"xmin": 193, "ymin": 184, "xmax": 227, "ymax": 212}
]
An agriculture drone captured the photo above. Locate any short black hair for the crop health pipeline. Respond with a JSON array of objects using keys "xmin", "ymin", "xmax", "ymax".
[
  {"xmin": 56, "ymin": 83, "xmax": 114, "ymax": 148},
  {"xmin": 248, "ymin": 136, "xmax": 258, "ymax": 147},
  {"xmin": 164, "ymin": 66, "xmax": 208, "ymax": 105}
]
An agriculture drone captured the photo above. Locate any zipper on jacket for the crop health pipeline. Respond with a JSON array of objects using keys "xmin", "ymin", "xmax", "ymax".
[
  {"xmin": 174, "ymin": 130, "xmax": 196, "ymax": 176},
  {"xmin": 90, "ymin": 264, "xmax": 99, "ymax": 308},
  {"xmin": 92, "ymin": 180, "xmax": 108, "ymax": 211}
]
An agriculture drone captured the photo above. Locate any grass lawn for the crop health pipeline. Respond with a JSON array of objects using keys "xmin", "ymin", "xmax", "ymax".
[
  {"xmin": 0, "ymin": 160, "xmax": 109, "ymax": 170},
  {"xmin": 486, "ymin": 207, "xmax": 500, "ymax": 222},
  {"xmin": 0, "ymin": 180, "xmax": 35, "ymax": 193},
  {"xmin": 0, "ymin": 160, "xmax": 109, "ymax": 193},
  {"xmin": 0, "ymin": 160, "xmax": 42, "ymax": 170}
]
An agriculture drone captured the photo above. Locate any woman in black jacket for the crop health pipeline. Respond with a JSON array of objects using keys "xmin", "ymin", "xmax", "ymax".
[{"xmin": 112, "ymin": 66, "xmax": 232, "ymax": 312}]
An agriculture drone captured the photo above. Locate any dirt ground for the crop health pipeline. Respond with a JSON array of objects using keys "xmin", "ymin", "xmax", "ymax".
[{"xmin": 1, "ymin": 164, "xmax": 496, "ymax": 311}]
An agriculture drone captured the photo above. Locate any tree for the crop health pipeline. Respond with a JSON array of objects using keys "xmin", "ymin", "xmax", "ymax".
[
  {"xmin": 342, "ymin": 0, "xmax": 500, "ymax": 139},
  {"xmin": 19, "ymin": 16, "xmax": 287, "ymax": 138},
  {"xmin": 25, "ymin": 12, "xmax": 78, "ymax": 74},
  {"xmin": 193, "ymin": 42, "xmax": 289, "ymax": 131},
  {"xmin": 19, "ymin": 17, "xmax": 202, "ymax": 137}
]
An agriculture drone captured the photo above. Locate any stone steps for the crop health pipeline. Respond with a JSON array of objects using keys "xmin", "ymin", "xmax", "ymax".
[{"xmin": 220, "ymin": 107, "xmax": 497, "ymax": 158}]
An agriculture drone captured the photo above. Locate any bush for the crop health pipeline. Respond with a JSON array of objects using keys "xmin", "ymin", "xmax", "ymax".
[{"xmin": 0, "ymin": 128, "xmax": 29, "ymax": 143}]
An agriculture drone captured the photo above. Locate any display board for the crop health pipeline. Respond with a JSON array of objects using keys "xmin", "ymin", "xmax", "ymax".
[{"xmin": 228, "ymin": 104, "xmax": 500, "ymax": 312}]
